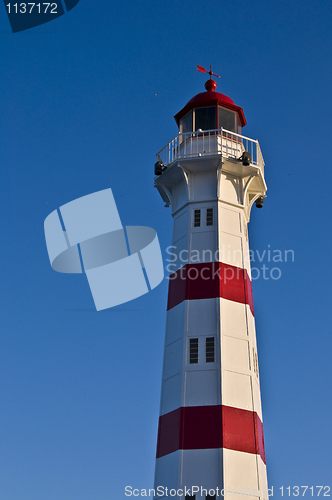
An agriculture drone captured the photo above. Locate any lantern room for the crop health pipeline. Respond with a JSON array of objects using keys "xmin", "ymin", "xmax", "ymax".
[{"xmin": 174, "ymin": 78, "xmax": 247, "ymax": 135}]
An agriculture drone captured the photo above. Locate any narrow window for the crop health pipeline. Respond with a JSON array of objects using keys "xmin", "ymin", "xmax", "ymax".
[
  {"xmin": 206, "ymin": 496, "xmax": 216, "ymax": 500},
  {"xmin": 185, "ymin": 496, "xmax": 196, "ymax": 500},
  {"xmin": 206, "ymin": 337, "xmax": 215, "ymax": 363},
  {"xmin": 206, "ymin": 208, "xmax": 214, "ymax": 226},
  {"xmin": 253, "ymin": 347, "xmax": 259, "ymax": 376},
  {"xmin": 194, "ymin": 209, "xmax": 201, "ymax": 227},
  {"xmin": 189, "ymin": 338, "xmax": 199, "ymax": 364}
]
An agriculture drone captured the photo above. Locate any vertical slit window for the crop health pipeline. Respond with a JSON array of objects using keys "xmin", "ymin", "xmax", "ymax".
[
  {"xmin": 194, "ymin": 209, "xmax": 201, "ymax": 227},
  {"xmin": 189, "ymin": 338, "xmax": 199, "ymax": 364},
  {"xmin": 206, "ymin": 208, "xmax": 214, "ymax": 226},
  {"xmin": 206, "ymin": 337, "xmax": 215, "ymax": 363}
]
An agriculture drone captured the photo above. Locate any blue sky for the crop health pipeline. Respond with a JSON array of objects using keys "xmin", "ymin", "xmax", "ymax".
[{"xmin": 1, "ymin": 0, "xmax": 332, "ymax": 498}]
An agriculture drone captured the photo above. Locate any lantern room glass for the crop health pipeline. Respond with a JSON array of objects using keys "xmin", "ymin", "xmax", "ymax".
[
  {"xmin": 194, "ymin": 107, "xmax": 216, "ymax": 131},
  {"xmin": 179, "ymin": 106, "xmax": 242, "ymax": 134},
  {"xmin": 218, "ymin": 107, "xmax": 237, "ymax": 133},
  {"xmin": 180, "ymin": 111, "xmax": 193, "ymax": 134}
]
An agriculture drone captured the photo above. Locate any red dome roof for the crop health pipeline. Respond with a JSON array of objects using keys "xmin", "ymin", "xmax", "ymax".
[
  {"xmin": 174, "ymin": 87, "xmax": 247, "ymax": 128},
  {"xmin": 188, "ymin": 90, "xmax": 236, "ymax": 107}
]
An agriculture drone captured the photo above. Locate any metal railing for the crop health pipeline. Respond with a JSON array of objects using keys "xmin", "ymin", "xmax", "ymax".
[{"xmin": 156, "ymin": 128, "xmax": 264, "ymax": 173}]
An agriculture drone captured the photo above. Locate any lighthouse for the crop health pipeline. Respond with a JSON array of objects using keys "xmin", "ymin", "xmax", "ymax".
[{"xmin": 153, "ymin": 67, "xmax": 268, "ymax": 500}]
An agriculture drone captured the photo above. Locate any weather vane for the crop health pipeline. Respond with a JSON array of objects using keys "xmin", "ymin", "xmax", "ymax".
[{"xmin": 197, "ymin": 64, "xmax": 220, "ymax": 79}]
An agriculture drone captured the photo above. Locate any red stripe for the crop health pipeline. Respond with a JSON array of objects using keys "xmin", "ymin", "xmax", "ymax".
[
  {"xmin": 156, "ymin": 405, "xmax": 265, "ymax": 464},
  {"xmin": 255, "ymin": 413, "xmax": 266, "ymax": 464},
  {"xmin": 167, "ymin": 262, "xmax": 254, "ymax": 316}
]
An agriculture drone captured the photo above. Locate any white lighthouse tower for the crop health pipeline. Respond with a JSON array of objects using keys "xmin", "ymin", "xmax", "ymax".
[{"xmin": 153, "ymin": 67, "xmax": 268, "ymax": 500}]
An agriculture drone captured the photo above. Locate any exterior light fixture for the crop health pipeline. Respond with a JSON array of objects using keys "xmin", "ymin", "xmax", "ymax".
[
  {"xmin": 154, "ymin": 160, "xmax": 163, "ymax": 176},
  {"xmin": 256, "ymin": 195, "xmax": 264, "ymax": 208},
  {"xmin": 242, "ymin": 151, "xmax": 251, "ymax": 166}
]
